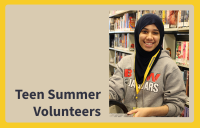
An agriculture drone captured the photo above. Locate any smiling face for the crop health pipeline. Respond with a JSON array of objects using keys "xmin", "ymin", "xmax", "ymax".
[{"xmin": 139, "ymin": 24, "xmax": 160, "ymax": 52}]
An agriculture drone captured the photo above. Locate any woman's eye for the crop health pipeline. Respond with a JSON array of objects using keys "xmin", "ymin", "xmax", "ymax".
[
  {"xmin": 142, "ymin": 31, "xmax": 148, "ymax": 33},
  {"xmin": 153, "ymin": 32, "xmax": 159, "ymax": 34}
]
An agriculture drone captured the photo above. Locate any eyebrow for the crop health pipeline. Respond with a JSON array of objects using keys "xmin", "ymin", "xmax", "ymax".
[{"xmin": 142, "ymin": 28, "xmax": 159, "ymax": 31}]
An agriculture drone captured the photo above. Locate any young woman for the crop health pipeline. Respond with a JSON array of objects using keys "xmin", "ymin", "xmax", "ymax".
[{"xmin": 109, "ymin": 13, "xmax": 186, "ymax": 117}]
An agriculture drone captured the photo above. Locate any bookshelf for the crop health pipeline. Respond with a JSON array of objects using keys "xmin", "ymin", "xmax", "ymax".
[
  {"xmin": 109, "ymin": 10, "xmax": 190, "ymax": 116},
  {"xmin": 109, "ymin": 10, "xmax": 189, "ymax": 77}
]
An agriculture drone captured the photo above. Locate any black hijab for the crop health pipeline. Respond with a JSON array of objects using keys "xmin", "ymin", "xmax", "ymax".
[{"xmin": 134, "ymin": 13, "xmax": 164, "ymax": 84}]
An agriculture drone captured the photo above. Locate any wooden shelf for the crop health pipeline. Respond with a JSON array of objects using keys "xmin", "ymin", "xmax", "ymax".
[
  {"xmin": 109, "ymin": 10, "xmax": 136, "ymax": 18},
  {"xmin": 110, "ymin": 28, "xmax": 189, "ymax": 34},
  {"xmin": 172, "ymin": 59, "xmax": 189, "ymax": 68},
  {"xmin": 109, "ymin": 30, "xmax": 135, "ymax": 34},
  {"xmin": 109, "ymin": 47, "xmax": 134, "ymax": 54},
  {"xmin": 176, "ymin": 63, "xmax": 189, "ymax": 68},
  {"xmin": 109, "ymin": 63, "xmax": 117, "ymax": 68}
]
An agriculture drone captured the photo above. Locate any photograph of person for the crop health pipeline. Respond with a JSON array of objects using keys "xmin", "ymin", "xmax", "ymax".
[{"xmin": 109, "ymin": 12, "xmax": 187, "ymax": 117}]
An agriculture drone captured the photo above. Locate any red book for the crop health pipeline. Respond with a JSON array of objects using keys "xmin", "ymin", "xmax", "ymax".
[
  {"xmin": 129, "ymin": 13, "xmax": 136, "ymax": 30},
  {"xmin": 169, "ymin": 10, "xmax": 178, "ymax": 28}
]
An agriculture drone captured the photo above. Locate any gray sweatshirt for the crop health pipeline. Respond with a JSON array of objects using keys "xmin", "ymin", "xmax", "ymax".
[{"xmin": 109, "ymin": 50, "xmax": 187, "ymax": 117}]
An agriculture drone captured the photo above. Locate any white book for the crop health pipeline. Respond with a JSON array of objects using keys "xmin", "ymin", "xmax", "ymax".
[{"xmin": 129, "ymin": 34, "xmax": 135, "ymax": 51}]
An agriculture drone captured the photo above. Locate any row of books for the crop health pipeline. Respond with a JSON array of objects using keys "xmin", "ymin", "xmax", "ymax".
[
  {"xmin": 137, "ymin": 10, "xmax": 189, "ymax": 28},
  {"xmin": 109, "ymin": 10, "xmax": 189, "ymax": 31},
  {"xmin": 110, "ymin": 33, "xmax": 135, "ymax": 51},
  {"xmin": 178, "ymin": 10, "xmax": 189, "ymax": 28},
  {"xmin": 176, "ymin": 41, "xmax": 189, "ymax": 66},
  {"xmin": 115, "ymin": 51, "xmax": 130, "ymax": 64},
  {"xmin": 109, "ymin": 12, "xmax": 136, "ymax": 31},
  {"xmin": 180, "ymin": 106, "xmax": 189, "ymax": 117},
  {"xmin": 181, "ymin": 70, "xmax": 189, "ymax": 97},
  {"xmin": 113, "ymin": 33, "xmax": 134, "ymax": 49}
]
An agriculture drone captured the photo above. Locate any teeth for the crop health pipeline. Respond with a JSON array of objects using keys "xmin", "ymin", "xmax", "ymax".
[{"xmin": 146, "ymin": 43, "xmax": 152, "ymax": 45}]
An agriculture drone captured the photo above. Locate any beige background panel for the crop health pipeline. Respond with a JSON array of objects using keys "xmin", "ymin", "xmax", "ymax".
[
  {"xmin": 6, "ymin": 5, "xmax": 109, "ymax": 122},
  {"xmin": 6, "ymin": 5, "xmax": 193, "ymax": 122}
]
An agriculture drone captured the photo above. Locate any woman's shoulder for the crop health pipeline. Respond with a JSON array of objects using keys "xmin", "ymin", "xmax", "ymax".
[
  {"xmin": 117, "ymin": 54, "xmax": 135, "ymax": 69},
  {"xmin": 159, "ymin": 50, "xmax": 175, "ymax": 63},
  {"xmin": 157, "ymin": 50, "xmax": 179, "ymax": 70},
  {"xmin": 119, "ymin": 53, "xmax": 135, "ymax": 62}
]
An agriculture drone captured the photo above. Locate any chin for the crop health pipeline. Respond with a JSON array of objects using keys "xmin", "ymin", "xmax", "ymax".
[{"xmin": 144, "ymin": 48, "xmax": 153, "ymax": 52}]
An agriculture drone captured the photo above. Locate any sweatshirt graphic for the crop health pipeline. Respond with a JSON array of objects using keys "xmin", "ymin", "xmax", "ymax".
[{"xmin": 109, "ymin": 50, "xmax": 187, "ymax": 117}]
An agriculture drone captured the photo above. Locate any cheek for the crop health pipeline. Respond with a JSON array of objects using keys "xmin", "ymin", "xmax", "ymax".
[
  {"xmin": 154, "ymin": 36, "xmax": 160, "ymax": 43},
  {"xmin": 139, "ymin": 35, "xmax": 145, "ymax": 43},
  {"xmin": 139, "ymin": 36, "xmax": 143, "ymax": 44},
  {"xmin": 139, "ymin": 38, "xmax": 142, "ymax": 44}
]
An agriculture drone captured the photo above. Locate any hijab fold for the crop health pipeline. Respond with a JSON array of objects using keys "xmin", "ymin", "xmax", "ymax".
[{"xmin": 134, "ymin": 14, "xmax": 164, "ymax": 84}]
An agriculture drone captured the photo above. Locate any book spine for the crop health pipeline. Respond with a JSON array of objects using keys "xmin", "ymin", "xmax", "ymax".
[
  {"xmin": 169, "ymin": 10, "xmax": 178, "ymax": 28},
  {"xmin": 116, "ymin": 52, "xmax": 119, "ymax": 64},
  {"xmin": 126, "ymin": 13, "xmax": 128, "ymax": 29},
  {"xmin": 185, "ymin": 41, "xmax": 188, "ymax": 65},
  {"xmin": 123, "ymin": 34, "xmax": 125, "ymax": 48},
  {"xmin": 129, "ymin": 13, "xmax": 136, "ymax": 30},
  {"xmin": 187, "ymin": 42, "xmax": 189, "ymax": 65},
  {"xmin": 176, "ymin": 41, "xmax": 179, "ymax": 63},
  {"xmin": 119, "ymin": 52, "xmax": 121, "ymax": 61},
  {"xmin": 125, "ymin": 34, "xmax": 127, "ymax": 48},
  {"xmin": 164, "ymin": 10, "xmax": 170, "ymax": 28},
  {"xmin": 117, "ymin": 34, "xmax": 120, "ymax": 47},
  {"xmin": 119, "ymin": 16, "xmax": 121, "ymax": 30},
  {"xmin": 184, "ymin": 10, "xmax": 189, "ymax": 27},
  {"xmin": 158, "ymin": 10, "xmax": 162, "ymax": 20},
  {"xmin": 114, "ymin": 34, "xmax": 116, "ymax": 47},
  {"xmin": 122, "ymin": 53, "xmax": 125, "ymax": 58},
  {"xmin": 181, "ymin": 10, "xmax": 185, "ymax": 27},
  {"xmin": 182, "ymin": 41, "xmax": 186, "ymax": 65},
  {"xmin": 184, "ymin": 70, "xmax": 187, "ymax": 86},
  {"xmin": 125, "ymin": 14, "xmax": 126, "ymax": 29},
  {"xmin": 178, "ymin": 10, "xmax": 182, "ymax": 28},
  {"xmin": 184, "ymin": 106, "xmax": 187, "ymax": 117},
  {"xmin": 141, "ymin": 10, "xmax": 144, "ymax": 16},
  {"xmin": 176, "ymin": 41, "xmax": 182, "ymax": 64},
  {"xmin": 119, "ymin": 34, "xmax": 122, "ymax": 47},
  {"xmin": 135, "ymin": 12, "xmax": 138, "ymax": 26},
  {"xmin": 127, "ymin": 34, "xmax": 129, "ymax": 50},
  {"xmin": 181, "ymin": 41, "xmax": 183, "ymax": 64},
  {"xmin": 115, "ymin": 18, "xmax": 118, "ymax": 30},
  {"xmin": 162, "ymin": 10, "xmax": 165, "ymax": 25}
]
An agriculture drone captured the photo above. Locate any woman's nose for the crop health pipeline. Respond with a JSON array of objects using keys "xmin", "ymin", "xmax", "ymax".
[{"xmin": 146, "ymin": 33, "xmax": 153, "ymax": 40}]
